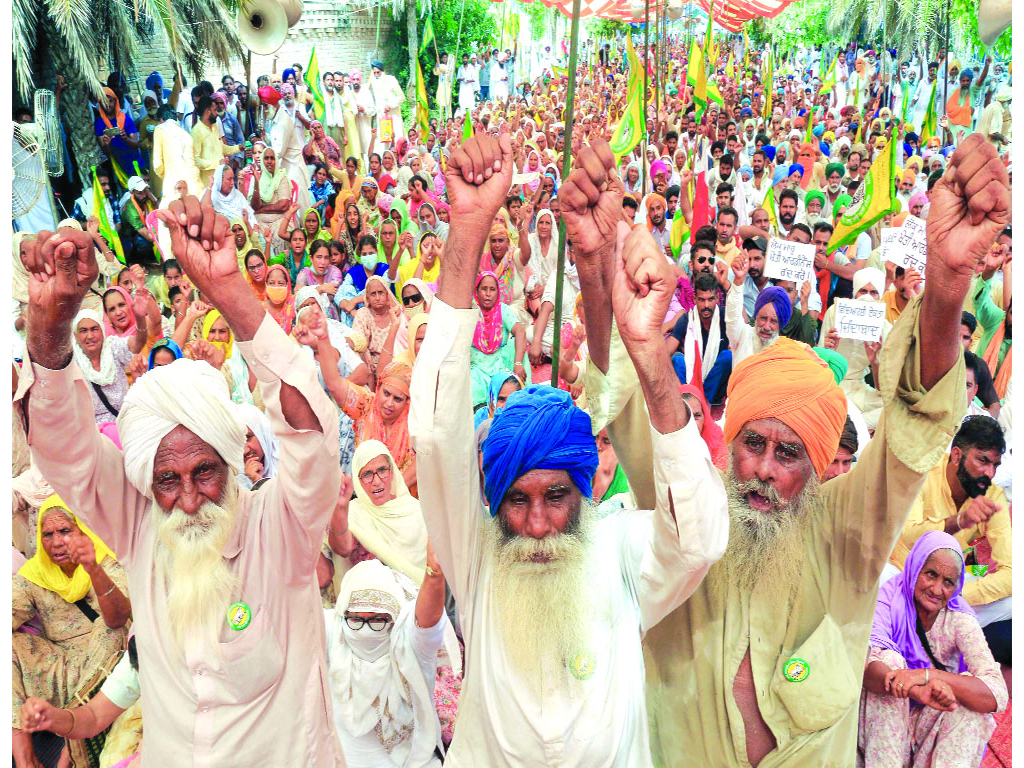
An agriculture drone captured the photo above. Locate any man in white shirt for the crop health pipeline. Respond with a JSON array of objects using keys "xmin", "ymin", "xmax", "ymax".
[
  {"xmin": 456, "ymin": 53, "xmax": 478, "ymax": 115},
  {"xmin": 410, "ymin": 134, "xmax": 728, "ymax": 767}
]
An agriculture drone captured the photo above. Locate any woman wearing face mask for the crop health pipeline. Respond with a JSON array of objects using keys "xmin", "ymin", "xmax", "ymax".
[
  {"xmin": 323, "ymin": 553, "xmax": 451, "ymax": 768},
  {"xmin": 296, "ymin": 240, "xmax": 344, "ymax": 320},
  {"xmin": 396, "ymin": 232, "xmax": 442, "ymax": 297},
  {"xmin": 469, "ymin": 272, "xmax": 529, "ymax": 409},
  {"xmin": 336, "ymin": 234, "xmax": 394, "ymax": 326},
  {"xmin": 263, "ymin": 263, "xmax": 296, "ymax": 334}
]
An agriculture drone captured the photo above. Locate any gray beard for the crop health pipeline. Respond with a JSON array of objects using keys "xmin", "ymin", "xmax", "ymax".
[
  {"xmin": 152, "ymin": 480, "xmax": 240, "ymax": 651},
  {"xmin": 483, "ymin": 501, "xmax": 599, "ymax": 696},
  {"xmin": 707, "ymin": 460, "xmax": 818, "ymax": 600}
]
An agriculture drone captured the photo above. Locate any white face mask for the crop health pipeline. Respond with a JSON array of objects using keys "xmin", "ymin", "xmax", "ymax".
[{"xmin": 342, "ymin": 620, "xmax": 392, "ymax": 662}]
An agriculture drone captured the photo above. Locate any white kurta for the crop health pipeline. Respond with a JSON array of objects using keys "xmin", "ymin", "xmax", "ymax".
[
  {"xmin": 456, "ymin": 65, "xmax": 478, "ymax": 112},
  {"xmin": 409, "ymin": 298, "xmax": 729, "ymax": 768},
  {"xmin": 151, "ymin": 119, "xmax": 203, "ymax": 198},
  {"xmin": 370, "ymin": 73, "xmax": 406, "ymax": 145},
  {"xmin": 353, "ymin": 86, "xmax": 376, "ymax": 155},
  {"xmin": 270, "ymin": 104, "xmax": 310, "ymax": 214}
]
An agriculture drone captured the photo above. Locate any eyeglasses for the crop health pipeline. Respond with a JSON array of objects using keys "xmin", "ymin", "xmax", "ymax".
[
  {"xmin": 358, "ymin": 465, "xmax": 392, "ymax": 485},
  {"xmin": 344, "ymin": 615, "xmax": 393, "ymax": 631},
  {"xmin": 694, "ymin": 256, "xmax": 714, "ymax": 264},
  {"xmin": 402, "ymin": 293, "xmax": 423, "ymax": 306}
]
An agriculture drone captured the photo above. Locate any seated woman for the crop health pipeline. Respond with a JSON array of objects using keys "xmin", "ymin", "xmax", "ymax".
[
  {"xmin": 20, "ymin": 636, "xmax": 143, "ymax": 768},
  {"xmin": 416, "ymin": 201, "xmax": 449, "ymax": 243},
  {"xmin": 250, "ymin": 146, "xmax": 294, "ymax": 252},
  {"xmin": 591, "ymin": 428, "xmax": 633, "ymax": 506},
  {"xmin": 13, "ymin": 496, "xmax": 130, "ymax": 768},
  {"xmin": 236, "ymin": 403, "xmax": 280, "ymax": 492},
  {"xmin": 323, "ymin": 557, "xmax": 449, "ymax": 768},
  {"xmin": 396, "ymin": 231, "xmax": 442, "ymax": 298},
  {"xmin": 352, "ymin": 276, "xmax": 407, "ymax": 383},
  {"xmin": 294, "ymin": 288, "xmax": 370, "ymax": 473},
  {"xmin": 333, "ymin": 198, "xmax": 363, "ymax": 267},
  {"xmin": 102, "ymin": 284, "xmax": 159, "ymax": 349},
  {"xmin": 327, "ymin": 441, "xmax": 428, "ymax": 582},
  {"xmin": 230, "ymin": 219, "xmax": 258, "ymax": 271},
  {"xmin": 243, "ymin": 249, "xmax": 269, "ymax": 302},
  {"xmin": 376, "ymin": 218, "xmax": 414, "ymax": 275},
  {"xmin": 147, "ymin": 338, "xmax": 183, "ymax": 369},
  {"xmin": 206, "ymin": 165, "xmax": 256, "ymax": 243},
  {"xmin": 678, "ymin": 383, "xmax": 728, "ymax": 472},
  {"xmin": 280, "ymin": 205, "xmax": 332, "ymax": 248},
  {"xmin": 193, "ymin": 309, "xmax": 256, "ymax": 406},
  {"xmin": 263, "ymin": 264, "xmax": 296, "ymax": 334},
  {"xmin": 469, "ymin": 272, "xmax": 529, "ymax": 409},
  {"xmin": 859, "ymin": 531, "xmax": 1008, "ymax": 767},
  {"xmin": 269, "ymin": 227, "xmax": 310, "ymax": 287},
  {"xmin": 296, "ymin": 239, "xmax": 344, "ymax": 321},
  {"xmin": 473, "ymin": 369, "xmax": 522, "ymax": 428},
  {"xmin": 314, "ymin": 351, "xmax": 417, "ymax": 496},
  {"xmin": 335, "ymin": 234, "xmax": 394, "ymax": 328},
  {"xmin": 73, "ymin": 307, "xmax": 147, "ymax": 424}
]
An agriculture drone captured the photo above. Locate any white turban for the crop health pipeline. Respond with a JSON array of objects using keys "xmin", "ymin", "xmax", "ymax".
[
  {"xmin": 853, "ymin": 267, "xmax": 886, "ymax": 297},
  {"xmin": 116, "ymin": 358, "xmax": 247, "ymax": 497}
]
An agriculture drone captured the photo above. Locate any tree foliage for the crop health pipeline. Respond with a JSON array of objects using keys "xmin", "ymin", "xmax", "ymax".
[
  {"xmin": 586, "ymin": 18, "xmax": 630, "ymax": 38},
  {"xmin": 523, "ymin": 1, "xmax": 552, "ymax": 38}
]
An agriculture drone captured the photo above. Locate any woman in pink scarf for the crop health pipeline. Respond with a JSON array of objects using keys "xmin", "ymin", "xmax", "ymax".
[
  {"xmin": 102, "ymin": 286, "xmax": 138, "ymax": 338},
  {"xmin": 469, "ymin": 271, "xmax": 529, "ymax": 408}
]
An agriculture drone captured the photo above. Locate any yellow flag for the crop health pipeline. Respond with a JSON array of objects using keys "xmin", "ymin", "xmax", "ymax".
[
  {"xmin": 827, "ymin": 138, "xmax": 898, "ymax": 253},
  {"xmin": 762, "ymin": 49, "xmax": 773, "ymax": 119}
]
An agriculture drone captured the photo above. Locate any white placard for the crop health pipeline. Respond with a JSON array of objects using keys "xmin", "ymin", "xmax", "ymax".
[
  {"xmin": 764, "ymin": 238, "xmax": 816, "ymax": 286},
  {"xmin": 834, "ymin": 298, "xmax": 886, "ymax": 341},
  {"xmin": 883, "ymin": 215, "xmax": 927, "ymax": 274}
]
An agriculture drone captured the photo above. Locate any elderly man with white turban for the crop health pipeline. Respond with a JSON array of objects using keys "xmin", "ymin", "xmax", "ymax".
[
  {"xmin": 16, "ymin": 198, "xmax": 344, "ymax": 767},
  {"xmin": 817, "ymin": 266, "xmax": 892, "ymax": 429}
]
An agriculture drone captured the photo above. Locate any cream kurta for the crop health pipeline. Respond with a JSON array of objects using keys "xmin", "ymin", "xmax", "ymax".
[
  {"xmin": 191, "ymin": 120, "xmax": 241, "ymax": 187},
  {"xmin": 637, "ymin": 294, "xmax": 966, "ymax": 767},
  {"xmin": 15, "ymin": 313, "xmax": 344, "ymax": 768},
  {"xmin": 409, "ymin": 298, "xmax": 729, "ymax": 767},
  {"xmin": 152, "ymin": 119, "xmax": 203, "ymax": 197}
]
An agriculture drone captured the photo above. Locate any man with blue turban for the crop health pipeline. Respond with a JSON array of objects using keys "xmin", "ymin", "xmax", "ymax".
[
  {"xmin": 724, "ymin": 250, "xmax": 792, "ymax": 367},
  {"xmin": 410, "ymin": 134, "xmax": 729, "ymax": 766}
]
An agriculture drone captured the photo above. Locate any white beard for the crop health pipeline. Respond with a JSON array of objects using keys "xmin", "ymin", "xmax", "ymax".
[
  {"xmin": 484, "ymin": 503, "xmax": 597, "ymax": 696},
  {"xmin": 152, "ymin": 481, "xmax": 240, "ymax": 651},
  {"xmin": 708, "ymin": 460, "xmax": 818, "ymax": 599},
  {"xmin": 754, "ymin": 330, "xmax": 780, "ymax": 353}
]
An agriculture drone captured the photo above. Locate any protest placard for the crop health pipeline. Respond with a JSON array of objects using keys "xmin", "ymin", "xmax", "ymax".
[
  {"xmin": 764, "ymin": 238, "xmax": 816, "ymax": 286},
  {"xmin": 834, "ymin": 298, "xmax": 886, "ymax": 342},
  {"xmin": 883, "ymin": 215, "xmax": 927, "ymax": 274}
]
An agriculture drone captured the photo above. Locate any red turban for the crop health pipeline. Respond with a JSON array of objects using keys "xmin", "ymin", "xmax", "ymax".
[{"xmin": 723, "ymin": 338, "xmax": 848, "ymax": 478}]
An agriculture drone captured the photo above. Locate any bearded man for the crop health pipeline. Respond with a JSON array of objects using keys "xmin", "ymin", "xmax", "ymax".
[
  {"xmin": 409, "ymin": 134, "xmax": 729, "ymax": 766},
  {"xmin": 722, "ymin": 252, "xmax": 792, "ymax": 366},
  {"xmin": 16, "ymin": 196, "xmax": 345, "ymax": 766},
  {"xmin": 583, "ymin": 134, "xmax": 1009, "ymax": 766}
]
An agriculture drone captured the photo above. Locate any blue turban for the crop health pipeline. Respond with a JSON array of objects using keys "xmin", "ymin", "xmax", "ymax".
[
  {"xmin": 474, "ymin": 370, "xmax": 520, "ymax": 429},
  {"xmin": 762, "ymin": 145, "xmax": 777, "ymax": 163},
  {"xmin": 788, "ymin": 163, "xmax": 804, "ymax": 177},
  {"xmin": 819, "ymin": 141, "xmax": 831, "ymax": 157},
  {"xmin": 961, "ymin": 68, "xmax": 974, "ymax": 80},
  {"xmin": 481, "ymin": 385, "xmax": 597, "ymax": 513},
  {"xmin": 812, "ymin": 124, "xmax": 825, "ymax": 138},
  {"xmin": 282, "ymin": 68, "xmax": 297, "ymax": 84},
  {"xmin": 371, "ymin": 60, "xmax": 385, "ymax": 71},
  {"xmin": 754, "ymin": 286, "xmax": 792, "ymax": 329},
  {"xmin": 145, "ymin": 71, "xmax": 170, "ymax": 100},
  {"xmin": 771, "ymin": 165, "xmax": 789, "ymax": 186}
]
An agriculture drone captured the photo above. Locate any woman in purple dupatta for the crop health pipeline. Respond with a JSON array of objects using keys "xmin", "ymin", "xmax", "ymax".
[{"xmin": 857, "ymin": 531, "xmax": 1007, "ymax": 767}]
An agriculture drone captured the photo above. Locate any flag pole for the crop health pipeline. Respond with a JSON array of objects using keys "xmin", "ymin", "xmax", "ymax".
[
  {"xmin": 642, "ymin": 0, "xmax": 650, "ymax": 198},
  {"xmin": 549, "ymin": 0, "xmax": 582, "ymax": 382}
]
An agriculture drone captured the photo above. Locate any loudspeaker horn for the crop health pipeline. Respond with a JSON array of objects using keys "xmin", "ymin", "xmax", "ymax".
[
  {"xmin": 977, "ymin": 0, "xmax": 1010, "ymax": 47},
  {"xmin": 279, "ymin": 0, "xmax": 303, "ymax": 27},
  {"xmin": 237, "ymin": 0, "xmax": 288, "ymax": 55}
]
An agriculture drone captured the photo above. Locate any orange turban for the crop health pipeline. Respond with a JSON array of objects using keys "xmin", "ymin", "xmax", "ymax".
[
  {"xmin": 645, "ymin": 193, "xmax": 667, "ymax": 230},
  {"xmin": 723, "ymin": 338, "xmax": 848, "ymax": 478},
  {"xmin": 892, "ymin": 211, "xmax": 909, "ymax": 227}
]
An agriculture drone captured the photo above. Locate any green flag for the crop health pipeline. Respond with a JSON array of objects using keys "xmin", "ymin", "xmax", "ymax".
[
  {"xmin": 305, "ymin": 45, "xmax": 326, "ymax": 120},
  {"xmin": 918, "ymin": 81, "xmax": 938, "ymax": 142},
  {"xmin": 687, "ymin": 38, "xmax": 700, "ymax": 86},
  {"xmin": 762, "ymin": 49, "xmax": 773, "ymax": 119},
  {"xmin": 416, "ymin": 59, "xmax": 430, "ymax": 137},
  {"xmin": 92, "ymin": 166, "xmax": 125, "ymax": 265},
  {"xmin": 420, "ymin": 17, "xmax": 435, "ymax": 55},
  {"xmin": 609, "ymin": 32, "xmax": 644, "ymax": 160},
  {"xmin": 463, "ymin": 111, "xmax": 474, "ymax": 141},
  {"xmin": 827, "ymin": 138, "xmax": 898, "ymax": 253},
  {"xmin": 818, "ymin": 55, "xmax": 837, "ymax": 95}
]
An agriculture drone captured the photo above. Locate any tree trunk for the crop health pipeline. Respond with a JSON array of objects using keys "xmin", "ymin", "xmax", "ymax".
[
  {"xmin": 50, "ymin": 35, "xmax": 105, "ymax": 191},
  {"xmin": 406, "ymin": 0, "xmax": 419, "ymax": 106}
]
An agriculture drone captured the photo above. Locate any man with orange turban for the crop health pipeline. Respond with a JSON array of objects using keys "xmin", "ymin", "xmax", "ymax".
[
  {"xmin": 575, "ymin": 134, "xmax": 1009, "ymax": 767},
  {"xmin": 644, "ymin": 193, "xmax": 670, "ymax": 255}
]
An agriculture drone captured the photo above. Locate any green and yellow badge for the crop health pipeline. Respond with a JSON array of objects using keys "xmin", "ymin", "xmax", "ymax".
[
  {"xmin": 227, "ymin": 602, "xmax": 252, "ymax": 631},
  {"xmin": 569, "ymin": 652, "xmax": 596, "ymax": 681},
  {"xmin": 783, "ymin": 657, "xmax": 810, "ymax": 683}
]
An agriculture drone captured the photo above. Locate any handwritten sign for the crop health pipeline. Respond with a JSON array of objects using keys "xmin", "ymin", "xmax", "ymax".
[
  {"xmin": 883, "ymin": 215, "xmax": 927, "ymax": 274},
  {"xmin": 764, "ymin": 238, "xmax": 816, "ymax": 286},
  {"xmin": 834, "ymin": 298, "xmax": 886, "ymax": 342}
]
